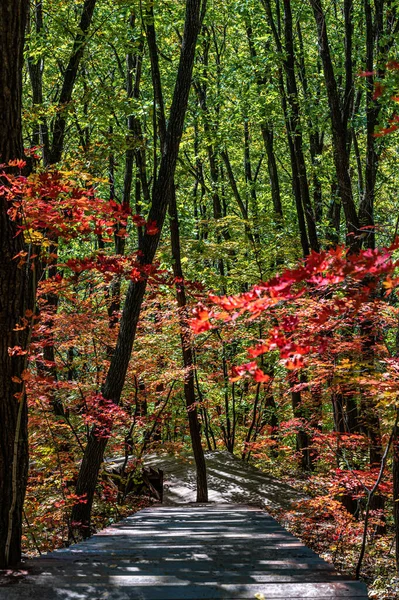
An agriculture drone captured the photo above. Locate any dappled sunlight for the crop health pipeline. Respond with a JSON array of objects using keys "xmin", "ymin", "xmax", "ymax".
[
  {"xmin": 0, "ymin": 504, "xmax": 368, "ymax": 598},
  {"xmin": 145, "ymin": 451, "xmax": 305, "ymax": 509}
]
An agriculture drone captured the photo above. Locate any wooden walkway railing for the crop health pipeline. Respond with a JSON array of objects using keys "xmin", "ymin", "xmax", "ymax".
[{"xmin": 0, "ymin": 504, "xmax": 368, "ymax": 599}]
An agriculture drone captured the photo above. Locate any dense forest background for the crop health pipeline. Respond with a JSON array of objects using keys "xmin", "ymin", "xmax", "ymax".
[{"xmin": 2, "ymin": 0, "xmax": 399, "ymax": 597}]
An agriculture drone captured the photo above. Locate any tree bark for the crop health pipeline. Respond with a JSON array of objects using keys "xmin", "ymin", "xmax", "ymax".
[
  {"xmin": 260, "ymin": 0, "xmax": 309, "ymax": 256},
  {"xmin": 245, "ymin": 19, "xmax": 283, "ymax": 220},
  {"xmin": 261, "ymin": 125, "xmax": 283, "ymax": 219},
  {"xmin": 27, "ymin": 0, "xmax": 50, "ymax": 165},
  {"xmin": 283, "ymin": 0, "xmax": 319, "ymax": 253},
  {"xmin": 0, "ymin": 0, "xmax": 31, "ymax": 568},
  {"xmin": 393, "ymin": 423, "xmax": 399, "ymax": 570},
  {"xmin": 147, "ymin": 3, "xmax": 208, "ymax": 501},
  {"xmin": 309, "ymin": 0, "xmax": 361, "ymax": 249},
  {"xmin": 169, "ymin": 187, "xmax": 208, "ymax": 501}
]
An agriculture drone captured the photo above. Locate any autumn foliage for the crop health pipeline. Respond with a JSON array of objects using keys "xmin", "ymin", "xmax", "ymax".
[{"xmin": 3, "ymin": 160, "xmax": 399, "ymax": 587}]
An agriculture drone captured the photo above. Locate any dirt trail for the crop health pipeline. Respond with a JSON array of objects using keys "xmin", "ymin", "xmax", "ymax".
[{"xmin": 145, "ymin": 450, "xmax": 305, "ymax": 509}]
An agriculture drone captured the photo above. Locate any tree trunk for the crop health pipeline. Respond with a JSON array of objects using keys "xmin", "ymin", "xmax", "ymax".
[
  {"xmin": 169, "ymin": 187, "xmax": 208, "ymax": 501},
  {"xmin": 245, "ymin": 18, "xmax": 283, "ymax": 221},
  {"xmin": 49, "ymin": 0, "xmax": 97, "ymax": 164},
  {"xmin": 259, "ymin": 0, "xmax": 309, "ymax": 255},
  {"xmin": 291, "ymin": 373, "xmax": 314, "ymax": 471},
  {"xmin": 393, "ymin": 424, "xmax": 399, "ymax": 570},
  {"xmin": 0, "ymin": 0, "xmax": 31, "ymax": 568},
  {"xmin": 310, "ymin": 0, "xmax": 361, "ymax": 250},
  {"xmin": 261, "ymin": 125, "xmax": 283, "ymax": 219},
  {"xmin": 27, "ymin": 0, "xmax": 50, "ymax": 165},
  {"xmin": 358, "ymin": 317, "xmax": 382, "ymax": 465},
  {"xmin": 147, "ymin": 2, "xmax": 208, "ymax": 500},
  {"xmin": 283, "ymin": 0, "xmax": 319, "ymax": 253},
  {"xmin": 70, "ymin": 0, "xmax": 204, "ymax": 538}
]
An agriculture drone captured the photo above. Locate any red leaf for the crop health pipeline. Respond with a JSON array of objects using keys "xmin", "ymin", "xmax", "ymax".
[
  {"xmin": 358, "ymin": 70, "xmax": 375, "ymax": 77},
  {"xmin": 372, "ymin": 81, "xmax": 384, "ymax": 100},
  {"xmin": 146, "ymin": 220, "xmax": 159, "ymax": 235},
  {"xmin": 254, "ymin": 369, "xmax": 271, "ymax": 383}
]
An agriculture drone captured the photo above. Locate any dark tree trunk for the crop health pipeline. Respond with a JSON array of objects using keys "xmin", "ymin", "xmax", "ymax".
[
  {"xmin": 332, "ymin": 384, "xmax": 358, "ymax": 434},
  {"xmin": 49, "ymin": 0, "xmax": 97, "ymax": 164},
  {"xmin": 359, "ymin": 0, "xmax": 390, "ymax": 250},
  {"xmin": 27, "ymin": 0, "xmax": 50, "ymax": 165},
  {"xmin": 359, "ymin": 0, "xmax": 376, "ymax": 249},
  {"xmin": 286, "ymin": 127, "xmax": 310, "ymax": 257},
  {"xmin": 296, "ymin": 22, "xmax": 324, "ymax": 223},
  {"xmin": 393, "ymin": 424, "xmax": 399, "ymax": 570},
  {"xmin": 261, "ymin": 125, "xmax": 283, "ymax": 219},
  {"xmin": 291, "ymin": 389, "xmax": 313, "ymax": 471},
  {"xmin": 283, "ymin": 0, "xmax": 319, "ymax": 253},
  {"xmin": 242, "ymin": 384, "xmax": 261, "ymax": 461},
  {"xmin": 358, "ymin": 317, "xmax": 382, "ymax": 465},
  {"xmin": 243, "ymin": 119, "xmax": 260, "ymax": 231},
  {"xmin": 290, "ymin": 372, "xmax": 314, "ymax": 471},
  {"xmin": 169, "ymin": 187, "xmax": 208, "ymax": 501},
  {"xmin": 70, "ymin": 0, "xmax": 204, "ymax": 538},
  {"xmin": 0, "ymin": 0, "xmax": 31, "ymax": 569},
  {"xmin": 260, "ymin": 0, "xmax": 309, "ymax": 255},
  {"xmin": 245, "ymin": 19, "xmax": 283, "ymax": 221},
  {"xmin": 147, "ymin": 8, "xmax": 208, "ymax": 501},
  {"xmin": 310, "ymin": 0, "xmax": 361, "ymax": 250},
  {"xmin": 332, "ymin": 391, "xmax": 346, "ymax": 433}
]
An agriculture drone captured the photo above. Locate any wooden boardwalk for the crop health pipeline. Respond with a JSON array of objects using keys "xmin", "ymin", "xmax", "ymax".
[{"xmin": 0, "ymin": 504, "xmax": 368, "ymax": 599}]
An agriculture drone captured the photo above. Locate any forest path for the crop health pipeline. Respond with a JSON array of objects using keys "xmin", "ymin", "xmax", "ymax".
[
  {"xmin": 144, "ymin": 450, "xmax": 306, "ymax": 509},
  {"xmin": 0, "ymin": 504, "xmax": 367, "ymax": 600},
  {"xmin": 0, "ymin": 453, "xmax": 369, "ymax": 599},
  {"xmin": 0, "ymin": 504, "xmax": 368, "ymax": 599}
]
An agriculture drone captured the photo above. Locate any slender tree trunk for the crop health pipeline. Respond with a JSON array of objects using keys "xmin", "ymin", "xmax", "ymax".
[
  {"xmin": 243, "ymin": 119, "xmax": 259, "ymax": 228},
  {"xmin": 393, "ymin": 423, "xmax": 399, "ymax": 570},
  {"xmin": 291, "ymin": 390, "xmax": 313, "ymax": 471},
  {"xmin": 0, "ymin": 0, "xmax": 31, "ymax": 568},
  {"xmin": 290, "ymin": 372, "xmax": 314, "ymax": 471},
  {"xmin": 359, "ymin": 0, "xmax": 389, "ymax": 250},
  {"xmin": 283, "ymin": 0, "xmax": 319, "ymax": 253},
  {"xmin": 242, "ymin": 384, "xmax": 261, "ymax": 461},
  {"xmin": 169, "ymin": 187, "xmax": 208, "ymax": 501},
  {"xmin": 27, "ymin": 0, "xmax": 50, "ymax": 165},
  {"xmin": 147, "ymin": 4, "xmax": 208, "ymax": 500},
  {"xmin": 261, "ymin": 125, "xmax": 283, "ymax": 219},
  {"xmin": 245, "ymin": 17, "xmax": 283, "ymax": 221},
  {"xmin": 358, "ymin": 316, "xmax": 382, "ymax": 464},
  {"xmin": 296, "ymin": 22, "xmax": 324, "ymax": 223},
  {"xmin": 49, "ymin": 0, "xmax": 97, "ymax": 164},
  {"xmin": 70, "ymin": 0, "xmax": 204, "ymax": 538},
  {"xmin": 310, "ymin": 0, "xmax": 361, "ymax": 249},
  {"xmin": 260, "ymin": 0, "xmax": 309, "ymax": 255}
]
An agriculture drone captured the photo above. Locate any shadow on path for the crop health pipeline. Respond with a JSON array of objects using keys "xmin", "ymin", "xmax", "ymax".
[
  {"xmin": 0, "ymin": 505, "xmax": 368, "ymax": 599},
  {"xmin": 0, "ymin": 453, "xmax": 369, "ymax": 599},
  {"xmin": 145, "ymin": 450, "xmax": 305, "ymax": 509}
]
